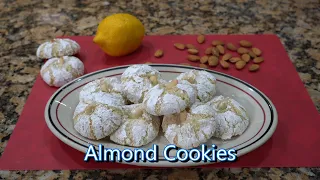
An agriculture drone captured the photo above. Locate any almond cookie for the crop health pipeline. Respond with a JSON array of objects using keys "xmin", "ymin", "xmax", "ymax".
[
  {"xmin": 73, "ymin": 102, "xmax": 123, "ymax": 140},
  {"xmin": 176, "ymin": 70, "xmax": 217, "ymax": 103},
  {"xmin": 121, "ymin": 64, "xmax": 163, "ymax": 104},
  {"xmin": 36, "ymin": 38, "xmax": 80, "ymax": 59},
  {"xmin": 110, "ymin": 104, "xmax": 160, "ymax": 147},
  {"xmin": 79, "ymin": 77, "xmax": 126, "ymax": 106},
  {"xmin": 206, "ymin": 95, "xmax": 250, "ymax": 140},
  {"xmin": 40, "ymin": 56, "xmax": 84, "ymax": 87},
  {"xmin": 162, "ymin": 103, "xmax": 217, "ymax": 149},
  {"xmin": 143, "ymin": 80, "xmax": 197, "ymax": 116}
]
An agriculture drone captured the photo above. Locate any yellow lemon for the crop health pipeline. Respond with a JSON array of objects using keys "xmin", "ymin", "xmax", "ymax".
[{"xmin": 93, "ymin": 13, "xmax": 145, "ymax": 57}]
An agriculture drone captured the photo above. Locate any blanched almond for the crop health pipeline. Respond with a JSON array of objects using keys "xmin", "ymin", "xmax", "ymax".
[
  {"xmin": 253, "ymin": 57, "xmax": 264, "ymax": 63},
  {"xmin": 149, "ymin": 75, "xmax": 158, "ymax": 85},
  {"xmin": 188, "ymin": 48, "xmax": 199, "ymax": 55},
  {"xmin": 212, "ymin": 40, "xmax": 224, "ymax": 46},
  {"xmin": 212, "ymin": 47, "xmax": 220, "ymax": 56},
  {"xmin": 249, "ymin": 64, "xmax": 260, "ymax": 72},
  {"xmin": 220, "ymin": 60, "xmax": 229, "ymax": 69},
  {"xmin": 154, "ymin": 49, "xmax": 163, "ymax": 58},
  {"xmin": 208, "ymin": 56, "xmax": 219, "ymax": 67},
  {"xmin": 235, "ymin": 60, "xmax": 246, "ymax": 70},
  {"xmin": 200, "ymin": 55, "xmax": 209, "ymax": 64},
  {"xmin": 187, "ymin": 55, "xmax": 200, "ymax": 61},
  {"xmin": 222, "ymin": 53, "xmax": 232, "ymax": 61},
  {"xmin": 216, "ymin": 45, "xmax": 225, "ymax": 54},
  {"xmin": 174, "ymin": 43, "xmax": 185, "ymax": 50},
  {"xmin": 226, "ymin": 43, "xmax": 237, "ymax": 51},
  {"xmin": 166, "ymin": 79, "xmax": 178, "ymax": 88},
  {"xmin": 229, "ymin": 57, "xmax": 241, "ymax": 63},
  {"xmin": 186, "ymin": 44, "xmax": 196, "ymax": 49},
  {"xmin": 197, "ymin": 35, "xmax": 205, "ymax": 44},
  {"xmin": 252, "ymin": 47, "xmax": 262, "ymax": 56},
  {"xmin": 205, "ymin": 47, "xmax": 213, "ymax": 55},
  {"xmin": 239, "ymin": 40, "xmax": 252, "ymax": 47},
  {"xmin": 241, "ymin": 54, "xmax": 251, "ymax": 62},
  {"xmin": 237, "ymin": 47, "xmax": 249, "ymax": 54},
  {"xmin": 199, "ymin": 64, "xmax": 208, "ymax": 69}
]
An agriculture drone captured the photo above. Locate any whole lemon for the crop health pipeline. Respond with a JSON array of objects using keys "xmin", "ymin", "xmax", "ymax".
[{"xmin": 93, "ymin": 13, "xmax": 145, "ymax": 57}]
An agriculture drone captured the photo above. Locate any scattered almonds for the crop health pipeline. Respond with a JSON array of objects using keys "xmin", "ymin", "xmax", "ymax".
[
  {"xmin": 229, "ymin": 57, "xmax": 241, "ymax": 63},
  {"xmin": 220, "ymin": 60, "xmax": 229, "ymax": 69},
  {"xmin": 216, "ymin": 45, "xmax": 225, "ymax": 54},
  {"xmin": 226, "ymin": 43, "xmax": 237, "ymax": 51},
  {"xmin": 249, "ymin": 64, "xmax": 260, "ymax": 72},
  {"xmin": 199, "ymin": 64, "xmax": 208, "ymax": 69},
  {"xmin": 212, "ymin": 40, "xmax": 224, "ymax": 46},
  {"xmin": 197, "ymin": 35, "xmax": 205, "ymax": 44},
  {"xmin": 186, "ymin": 44, "xmax": 196, "ymax": 49},
  {"xmin": 241, "ymin": 54, "xmax": 251, "ymax": 62},
  {"xmin": 208, "ymin": 56, "xmax": 219, "ymax": 67},
  {"xmin": 179, "ymin": 37, "xmax": 264, "ymax": 72},
  {"xmin": 237, "ymin": 47, "xmax": 249, "ymax": 54},
  {"xmin": 235, "ymin": 60, "xmax": 246, "ymax": 70},
  {"xmin": 222, "ymin": 53, "xmax": 232, "ymax": 61},
  {"xmin": 187, "ymin": 48, "xmax": 199, "ymax": 55},
  {"xmin": 154, "ymin": 49, "xmax": 163, "ymax": 58},
  {"xmin": 211, "ymin": 47, "xmax": 220, "ymax": 56},
  {"xmin": 174, "ymin": 43, "xmax": 185, "ymax": 50},
  {"xmin": 252, "ymin": 47, "xmax": 262, "ymax": 56},
  {"xmin": 187, "ymin": 55, "xmax": 200, "ymax": 62},
  {"xmin": 253, "ymin": 57, "xmax": 264, "ymax": 63},
  {"xmin": 239, "ymin": 40, "xmax": 252, "ymax": 47},
  {"xmin": 248, "ymin": 51, "xmax": 257, "ymax": 58},
  {"xmin": 205, "ymin": 47, "xmax": 213, "ymax": 55},
  {"xmin": 200, "ymin": 55, "xmax": 209, "ymax": 64}
]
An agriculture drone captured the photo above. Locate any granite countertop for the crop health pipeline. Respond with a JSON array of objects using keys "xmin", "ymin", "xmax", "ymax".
[{"xmin": 0, "ymin": 0, "xmax": 319, "ymax": 179}]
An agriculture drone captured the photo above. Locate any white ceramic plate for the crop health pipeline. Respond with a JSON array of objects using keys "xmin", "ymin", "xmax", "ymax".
[{"xmin": 44, "ymin": 64, "xmax": 278, "ymax": 167}]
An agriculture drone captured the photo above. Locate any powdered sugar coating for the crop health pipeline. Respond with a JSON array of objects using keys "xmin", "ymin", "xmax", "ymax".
[
  {"xmin": 162, "ymin": 103, "xmax": 217, "ymax": 149},
  {"xmin": 176, "ymin": 70, "xmax": 217, "ymax": 103},
  {"xmin": 73, "ymin": 102, "xmax": 123, "ymax": 140},
  {"xmin": 121, "ymin": 65, "xmax": 161, "ymax": 103},
  {"xmin": 143, "ymin": 82, "xmax": 196, "ymax": 116},
  {"xmin": 36, "ymin": 38, "xmax": 80, "ymax": 59},
  {"xmin": 206, "ymin": 95, "xmax": 250, "ymax": 140},
  {"xmin": 79, "ymin": 77, "xmax": 126, "ymax": 106},
  {"xmin": 110, "ymin": 104, "xmax": 160, "ymax": 147},
  {"xmin": 40, "ymin": 56, "xmax": 84, "ymax": 87}
]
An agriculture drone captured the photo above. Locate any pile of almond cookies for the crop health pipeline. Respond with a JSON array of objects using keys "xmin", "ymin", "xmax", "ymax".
[{"xmin": 36, "ymin": 38, "xmax": 84, "ymax": 87}]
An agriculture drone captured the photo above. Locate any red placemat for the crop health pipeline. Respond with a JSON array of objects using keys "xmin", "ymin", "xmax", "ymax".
[{"xmin": 1, "ymin": 35, "xmax": 319, "ymax": 170}]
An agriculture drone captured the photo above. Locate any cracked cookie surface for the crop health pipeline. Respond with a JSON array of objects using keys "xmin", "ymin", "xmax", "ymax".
[
  {"xmin": 79, "ymin": 77, "xmax": 126, "ymax": 106},
  {"xmin": 36, "ymin": 38, "xmax": 80, "ymax": 59},
  {"xmin": 73, "ymin": 102, "xmax": 123, "ymax": 140},
  {"xmin": 109, "ymin": 104, "xmax": 160, "ymax": 147},
  {"xmin": 176, "ymin": 70, "xmax": 217, "ymax": 103},
  {"xmin": 162, "ymin": 103, "xmax": 217, "ymax": 149},
  {"xmin": 121, "ymin": 64, "xmax": 163, "ymax": 103},
  {"xmin": 143, "ymin": 79, "xmax": 196, "ymax": 116},
  {"xmin": 40, "ymin": 56, "xmax": 84, "ymax": 87},
  {"xmin": 206, "ymin": 95, "xmax": 250, "ymax": 140}
]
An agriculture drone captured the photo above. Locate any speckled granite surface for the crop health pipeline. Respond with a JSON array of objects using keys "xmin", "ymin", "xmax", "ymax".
[{"xmin": 0, "ymin": 0, "xmax": 319, "ymax": 179}]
